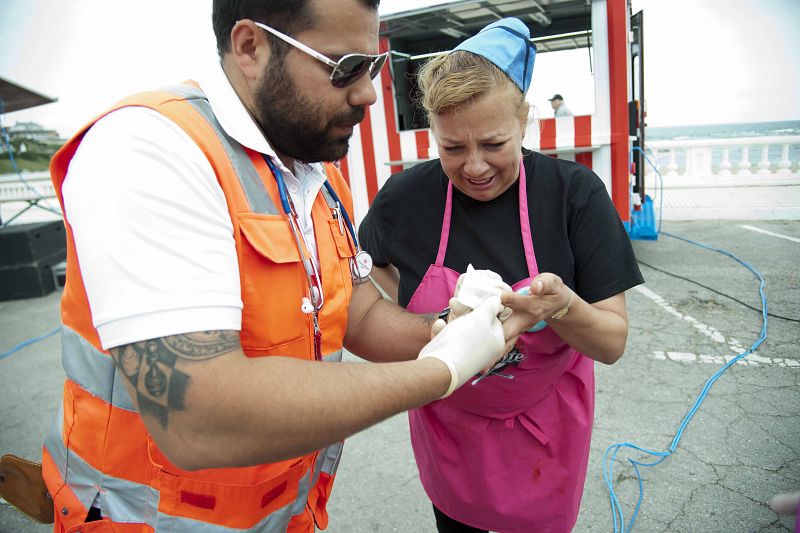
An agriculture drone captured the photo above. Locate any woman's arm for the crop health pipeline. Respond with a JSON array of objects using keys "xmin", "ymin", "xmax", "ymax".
[
  {"xmin": 369, "ymin": 264, "xmax": 400, "ymax": 303},
  {"xmin": 501, "ymin": 273, "xmax": 629, "ymax": 364}
]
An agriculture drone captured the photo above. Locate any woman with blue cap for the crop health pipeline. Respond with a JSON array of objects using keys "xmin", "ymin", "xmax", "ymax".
[{"xmin": 359, "ymin": 18, "xmax": 643, "ymax": 532}]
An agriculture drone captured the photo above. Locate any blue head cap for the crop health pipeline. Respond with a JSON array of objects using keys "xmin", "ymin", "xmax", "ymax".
[{"xmin": 453, "ymin": 17, "xmax": 537, "ymax": 93}]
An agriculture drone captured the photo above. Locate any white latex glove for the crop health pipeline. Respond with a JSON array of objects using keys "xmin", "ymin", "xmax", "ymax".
[
  {"xmin": 418, "ymin": 296, "xmax": 506, "ymax": 397},
  {"xmin": 453, "ymin": 264, "xmax": 513, "ymax": 322}
]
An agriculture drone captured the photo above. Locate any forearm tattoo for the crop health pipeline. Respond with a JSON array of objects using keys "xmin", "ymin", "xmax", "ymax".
[
  {"xmin": 110, "ymin": 331, "xmax": 239, "ymax": 429},
  {"xmin": 421, "ymin": 313, "xmax": 438, "ymax": 328}
]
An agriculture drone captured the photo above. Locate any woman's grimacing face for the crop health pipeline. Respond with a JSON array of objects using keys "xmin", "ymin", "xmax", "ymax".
[{"xmin": 431, "ymin": 87, "xmax": 526, "ymax": 202}]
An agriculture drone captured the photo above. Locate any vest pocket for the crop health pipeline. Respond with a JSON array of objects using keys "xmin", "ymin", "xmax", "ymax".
[
  {"xmin": 154, "ymin": 458, "xmax": 307, "ymax": 530},
  {"xmin": 238, "ymin": 215, "xmax": 308, "ymax": 354},
  {"xmin": 327, "ymin": 219, "xmax": 355, "ymax": 259},
  {"xmin": 326, "ymin": 219, "xmax": 355, "ymax": 302}
]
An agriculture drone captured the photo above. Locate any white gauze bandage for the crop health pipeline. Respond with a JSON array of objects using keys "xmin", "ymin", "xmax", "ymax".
[{"xmin": 455, "ymin": 264, "xmax": 513, "ymax": 320}]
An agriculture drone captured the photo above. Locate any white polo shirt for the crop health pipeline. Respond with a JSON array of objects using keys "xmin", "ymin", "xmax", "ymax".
[{"xmin": 63, "ymin": 61, "xmax": 328, "ymax": 349}]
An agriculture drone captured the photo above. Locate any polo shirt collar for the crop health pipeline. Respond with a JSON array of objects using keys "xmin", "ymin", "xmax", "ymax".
[
  {"xmin": 198, "ymin": 60, "xmax": 277, "ymax": 157},
  {"xmin": 197, "ymin": 59, "xmax": 328, "ymax": 187}
]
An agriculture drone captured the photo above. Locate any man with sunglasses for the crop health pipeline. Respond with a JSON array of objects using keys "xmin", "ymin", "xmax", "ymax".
[{"xmin": 40, "ymin": 1, "xmax": 513, "ymax": 532}]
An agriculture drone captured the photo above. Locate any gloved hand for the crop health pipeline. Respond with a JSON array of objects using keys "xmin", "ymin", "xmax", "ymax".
[
  {"xmin": 451, "ymin": 264, "xmax": 513, "ymax": 321},
  {"xmin": 418, "ymin": 296, "xmax": 506, "ymax": 397},
  {"xmin": 429, "ymin": 265, "xmax": 514, "ymax": 338},
  {"xmin": 429, "ymin": 265, "xmax": 510, "ymax": 338}
]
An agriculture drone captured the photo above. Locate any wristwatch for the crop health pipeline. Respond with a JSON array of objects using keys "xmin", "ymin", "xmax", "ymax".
[{"xmin": 550, "ymin": 291, "xmax": 573, "ymax": 321}]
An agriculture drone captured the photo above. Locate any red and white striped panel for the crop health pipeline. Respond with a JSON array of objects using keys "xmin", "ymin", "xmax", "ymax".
[
  {"xmin": 344, "ymin": 112, "xmax": 607, "ymax": 225},
  {"xmin": 522, "ymin": 115, "xmax": 596, "ymax": 170},
  {"xmin": 343, "ymin": 0, "xmax": 631, "ymax": 224},
  {"xmin": 341, "ymin": 36, "xmax": 440, "ymax": 224}
]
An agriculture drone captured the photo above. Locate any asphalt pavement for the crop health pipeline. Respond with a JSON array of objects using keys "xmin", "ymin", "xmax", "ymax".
[{"xmin": 1, "ymin": 220, "xmax": 798, "ymax": 533}]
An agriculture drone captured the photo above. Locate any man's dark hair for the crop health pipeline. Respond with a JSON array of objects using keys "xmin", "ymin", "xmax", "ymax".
[{"xmin": 212, "ymin": 0, "xmax": 380, "ymax": 58}]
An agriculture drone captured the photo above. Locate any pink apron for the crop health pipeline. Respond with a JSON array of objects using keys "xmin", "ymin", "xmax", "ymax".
[{"xmin": 406, "ymin": 162, "xmax": 595, "ymax": 532}]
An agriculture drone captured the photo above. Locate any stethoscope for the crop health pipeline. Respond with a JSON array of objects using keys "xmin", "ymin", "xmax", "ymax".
[{"xmin": 264, "ymin": 156, "xmax": 372, "ymax": 358}]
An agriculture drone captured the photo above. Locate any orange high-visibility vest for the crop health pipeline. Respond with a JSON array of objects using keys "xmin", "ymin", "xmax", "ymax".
[{"xmin": 45, "ymin": 83, "xmax": 355, "ymax": 532}]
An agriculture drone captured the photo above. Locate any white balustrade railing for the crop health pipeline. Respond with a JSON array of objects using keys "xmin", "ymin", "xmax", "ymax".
[
  {"xmin": 644, "ymin": 135, "xmax": 800, "ymax": 182},
  {"xmin": 0, "ymin": 171, "xmax": 62, "ymax": 225},
  {"xmin": 0, "ymin": 171, "xmax": 56, "ymax": 202}
]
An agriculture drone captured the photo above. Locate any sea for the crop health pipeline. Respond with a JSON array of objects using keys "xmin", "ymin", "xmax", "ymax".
[
  {"xmin": 646, "ymin": 120, "xmax": 800, "ymax": 141},
  {"xmin": 645, "ymin": 120, "xmax": 800, "ymax": 173}
]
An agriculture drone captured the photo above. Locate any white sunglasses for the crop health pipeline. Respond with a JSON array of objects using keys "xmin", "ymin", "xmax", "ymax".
[{"xmin": 253, "ymin": 21, "xmax": 388, "ymax": 88}]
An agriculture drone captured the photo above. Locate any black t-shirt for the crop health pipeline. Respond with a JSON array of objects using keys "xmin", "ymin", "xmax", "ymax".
[{"xmin": 358, "ymin": 151, "xmax": 644, "ymax": 308}]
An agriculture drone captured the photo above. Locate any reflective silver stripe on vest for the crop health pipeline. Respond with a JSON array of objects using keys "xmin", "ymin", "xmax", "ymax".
[
  {"xmin": 44, "ymin": 402, "xmax": 161, "ymax": 526},
  {"xmin": 43, "ymin": 403, "xmax": 97, "ymax": 512},
  {"xmin": 155, "ymin": 504, "xmax": 294, "ymax": 533},
  {"xmin": 291, "ymin": 349, "xmax": 341, "ymax": 515},
  {"xmin": 156, "ymin": 83, "xmax": 205, "ymax": 101},
  {"xmin": 320, "ymin": 184, "xmax": 337, "ymax": 209},
  {"xmin": 323, "ymin": 349, "xmax": 343, "ymax": 363},
  {"xmin": 309, "ymin": 441, "xmax": 344, "ymax": 494},
  {"xmin": 155, "ymin": 83, "xmax": 277, "ymax": 216},
  {"xmin": 289, "ymin": 468, "xmax": 313, "ymax": 516},
  {"xmin": 61, "ymin": 326, "xmax": 135, "ymax": 412},
  {"xmin": 320, "ymin": 441, "xmax": 344, "ymax": 477},
  {"xmin": 45, "ymin": 401, "xmax": 299, "ymax": 532}
]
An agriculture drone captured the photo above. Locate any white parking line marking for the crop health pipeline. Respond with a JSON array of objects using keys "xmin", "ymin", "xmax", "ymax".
[
  {"xmin": 637, "ymin": 287, "xmax": 797, "ymax": 368},
  {"xmin": 740, "ymin": 224, "xmax": 800, "ymax": 243},
  {"xmin": 634, "ymin": 286, "xmax": 746, "ymax": 353},
  {"xmin": 653, "ymin": 351, "xmax": 799, "ymax": 368}
]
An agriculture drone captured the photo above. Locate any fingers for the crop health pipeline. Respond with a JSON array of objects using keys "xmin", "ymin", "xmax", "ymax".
[
  {"xmin": 502, "ymin": 312, "xmax": 528, "ymax": 342},
  {"xmin": 500, "ymin": 289, "xmax": 522, "ymax": 309},
  {"xmin": 501, "ymin": 274, "xmax": 569, "ymax": 317},
  {"xmin": 502, "ymin": 337, "xmax": 519, "ymax": 355},
  {"xmin": 418, "ymin": 293, "xmax": 507, "ymax": 397},
  {"xmin": 430, "ymin": 318, "xmax": 446, "ymax": 339},
  {"xmin": 449, "ymin": 298, "xmax": 471, "ymax": 321},
  {"xmin": 454, "ymin": 273, "xmax": 466, "ymax": 294},
  {"xmin": 479, "ymin": 362, "xmax": 495, "ymax": 375},
  {"xmin": 472, "ymin": 295, "xmax": 503, "ymax": 319},
  {"xmin": 530, "ymin": 273, "xmax": 562, "ymax": 296}
]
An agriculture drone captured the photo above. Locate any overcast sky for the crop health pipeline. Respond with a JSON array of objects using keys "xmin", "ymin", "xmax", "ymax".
[{"xmin": 1, "ymin": 0, "xmax": 798, "ymax": 137}]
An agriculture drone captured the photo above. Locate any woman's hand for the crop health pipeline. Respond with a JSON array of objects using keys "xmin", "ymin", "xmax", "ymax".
[
  {"xmin": 501, "ymin": 274, "xmax": 630, "ymax": 364},
  {"xmin": 500, "ymin": 273, "xmax": 573, "ymax": 339}
]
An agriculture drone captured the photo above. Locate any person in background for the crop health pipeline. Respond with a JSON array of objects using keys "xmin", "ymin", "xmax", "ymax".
[
  {"xmin": 359, "ymin": 18, "xmax": 644, "ymax": 532},
  {"xmin": 39, "ymin": 1, "xmax": 510, "ymax": 531},
  {"xmin": 549, "ymin": 93, "xmax": 573, "ymax": 116}
]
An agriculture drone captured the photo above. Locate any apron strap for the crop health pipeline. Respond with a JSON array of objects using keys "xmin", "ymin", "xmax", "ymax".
[
  {"xmin": 437, "ymin": 160, "xmax": 539, "ymax": 275},
  {"xmin": 518, "ymin": 159, "xmax": 539, "ymax": 278},
  {"xmin": 435, "ymin": 181, "xmax": 454, "ymax": 266}
]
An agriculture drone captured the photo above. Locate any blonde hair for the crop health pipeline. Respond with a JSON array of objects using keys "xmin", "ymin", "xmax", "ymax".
[{"xmin": 417, "ymin": 51, "xmax": 530, "ymax": 123}]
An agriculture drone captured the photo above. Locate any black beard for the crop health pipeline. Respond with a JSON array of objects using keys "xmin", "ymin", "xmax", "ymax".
[{"xmin": 254, "ymin": 58, "xmax": 365, "ymax": 163}]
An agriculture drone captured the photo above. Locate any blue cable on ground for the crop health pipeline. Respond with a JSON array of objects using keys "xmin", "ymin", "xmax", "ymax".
[
  {"xmin": 603, "ymin": 233, "xmax": 769, "ymax": 531},
  {"xmin": 0, "ymin": 327, "xmax": 60, "ymax": 361}
]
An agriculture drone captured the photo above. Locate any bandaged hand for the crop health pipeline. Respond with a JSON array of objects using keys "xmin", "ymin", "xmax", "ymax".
[
  {"xmin": 418, "ymin": 296, "xmax": 505, "ymax": 397},
  {"xmin": 452, "ymin": 264, "xmax": 513, "ymax": 322},
  {"xmin": 429, "ymin": 265, "xmax": 512, "ymax": 338}
]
